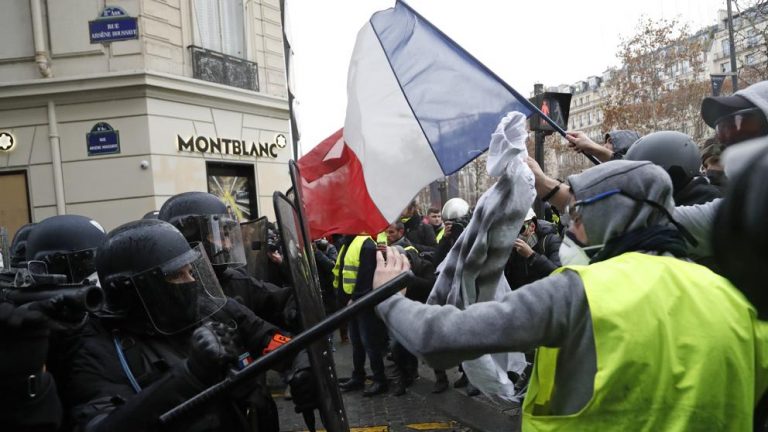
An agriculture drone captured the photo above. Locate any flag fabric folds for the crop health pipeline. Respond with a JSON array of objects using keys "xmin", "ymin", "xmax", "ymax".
[{"xmin": 298, "ymin": 1, "xmax": 533, "ymax": 239}]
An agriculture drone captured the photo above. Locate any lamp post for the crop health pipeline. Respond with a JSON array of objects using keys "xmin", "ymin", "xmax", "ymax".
[{"xmin": 727, "ymin": 0, "xmax": 739, "ymax": 91}]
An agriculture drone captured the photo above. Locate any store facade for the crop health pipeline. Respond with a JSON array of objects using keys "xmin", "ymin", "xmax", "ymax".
[{"xmin": 0, "ymin": 0, "xmax": 293, "ymax": 238}]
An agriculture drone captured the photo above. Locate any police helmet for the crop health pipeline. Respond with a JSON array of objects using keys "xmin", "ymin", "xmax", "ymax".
[
  {"xmin": 441, "ymin": 198, "xmax": 470, "ymax": 221},
  {"xmin": 96, "ymin": 219, "xmax": 226, "ymax": 334},
  {"xmin": 159, "ymin": 192, "xmax": 246, "ymax": 271},
  {"xmin": 625, "ymin": 131, "xmax": 701, "ymax": 192},
  {"xmin": 9, "ymin": 223, "xmax": 37, "ymax": 269},
  {"xmin": 25, "ymin": 215, "xmax": 106, "ymax": 282}
]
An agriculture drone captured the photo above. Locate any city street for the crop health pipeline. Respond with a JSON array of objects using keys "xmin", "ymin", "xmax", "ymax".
[{"xmin": 274, "ymin": 334, "xmax": 521, "ymax": 432}]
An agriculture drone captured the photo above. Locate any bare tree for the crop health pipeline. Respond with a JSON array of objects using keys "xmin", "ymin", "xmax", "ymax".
[{"xmin": 601, "ymin": 17, "xmax": 711, "ymax": 141}]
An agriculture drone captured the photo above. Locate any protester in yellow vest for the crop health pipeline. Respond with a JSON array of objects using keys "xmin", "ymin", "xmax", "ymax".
[
  {"xmin": 427, "ymin": 207, "xmax": 445, "ymax": 243},
  {"xmin": 372, "ymin": 160, "xmax": 768, "ymax": 431},
  {"xmin": 333, "ymin": 234, "xmax": 390, "ymax": 397}
]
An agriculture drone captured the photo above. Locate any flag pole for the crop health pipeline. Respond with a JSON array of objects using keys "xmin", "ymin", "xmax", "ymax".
[{"xmin": 396, "ymin": 1, "xmax": 600, "ymax": 165}]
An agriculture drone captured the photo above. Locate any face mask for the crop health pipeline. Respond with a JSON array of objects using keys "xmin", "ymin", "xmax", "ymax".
[{"xmin": 559, "ymin": 232, "xmax": 603, "ymax": 266}]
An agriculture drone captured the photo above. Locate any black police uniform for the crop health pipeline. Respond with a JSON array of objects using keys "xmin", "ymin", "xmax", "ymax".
[
  {"xmin": 218, "ymin": 266, "xmax": 298, "ymax": 332},
  {"xmin": 66, "ymin": 301, "xmax": 287, "ymax": 432}
]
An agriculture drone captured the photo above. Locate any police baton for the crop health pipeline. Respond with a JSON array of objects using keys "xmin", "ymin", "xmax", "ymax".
[{"xmin": 159, "ymin": 270, "xmax": 414, "ymax": 426}]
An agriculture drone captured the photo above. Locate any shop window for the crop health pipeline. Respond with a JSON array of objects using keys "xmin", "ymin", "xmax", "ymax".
[{"xmin": 206, "ymin": 162, "xmax": 258, "ymax": 221}]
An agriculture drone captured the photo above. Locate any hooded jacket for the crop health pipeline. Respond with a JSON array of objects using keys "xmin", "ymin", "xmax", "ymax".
[
  {"xmin": 376, "ymin": 161, "xmax": 766, "ymax": 428},
  {"xmin": 504, "ymin": 220, "xmax": 562, "ymax": 290},
  {"xmin": 605, "ymin": 130, "xmax": 641, "ymax": 156}
]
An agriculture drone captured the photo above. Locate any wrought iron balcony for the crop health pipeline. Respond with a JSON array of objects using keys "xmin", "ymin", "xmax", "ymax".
[{"xmin": 189, "ymin": 45, "xmax": 259, "ymax": 92}]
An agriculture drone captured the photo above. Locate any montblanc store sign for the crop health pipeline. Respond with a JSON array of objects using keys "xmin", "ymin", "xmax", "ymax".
[{"xmin": 177, "ymin": 134, "xmax": 287, "ymax": 159}]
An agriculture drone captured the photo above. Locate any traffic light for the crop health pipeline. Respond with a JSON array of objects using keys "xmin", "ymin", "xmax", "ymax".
[{"xmin": 528, "ymin": 92, "xmax": 572, "ymax": 135}]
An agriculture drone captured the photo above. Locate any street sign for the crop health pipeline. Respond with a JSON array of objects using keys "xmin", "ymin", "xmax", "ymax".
[
  {"xmin": 89, "ymin": 6, "xmax": 138, "ymax": 44},
  {"xmin": 87, "ymin": 122, "xmax": 120, "ymax": 156}
]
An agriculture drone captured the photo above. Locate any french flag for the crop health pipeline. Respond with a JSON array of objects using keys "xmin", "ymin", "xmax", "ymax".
[{"xmin": 298, "ymin": 1, "xmax": 533, "ymax": 239}]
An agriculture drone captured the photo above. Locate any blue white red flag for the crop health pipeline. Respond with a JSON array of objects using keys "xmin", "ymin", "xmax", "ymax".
[{"xmin": 298, "ymin": 1, "xmax": 533, "ymax": 239}]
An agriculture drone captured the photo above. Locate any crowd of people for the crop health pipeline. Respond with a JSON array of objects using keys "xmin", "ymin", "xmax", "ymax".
[
  {"xmin": 2, "ymin": 79, "xmax": 768, "ymax": 431},
  {"xmin": 371, "ymin": 80, "xmax": 768, "ymax": 430}
]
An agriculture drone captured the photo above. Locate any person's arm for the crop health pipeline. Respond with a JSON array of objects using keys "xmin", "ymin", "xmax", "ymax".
[
  {"xmin": 673, "ymin": 199, "xmax": 719, "ymax": 259},
  {"xmin": 566, "ymin": 131, "xmax": 614, "ymax": 162},
  {"xmin": 527, "ymin": 157, "xmax": 572, "ymax": 212},
  {"xmin": 314, "ymin": 249, "xmax": 336, "ymax": 273},
  {"xmin": 377, "ymin": 270, "xmax": 585, "ymax": 370},
  {"xmin": 351, "ymin": 239, "xmax": 377, "ymax": 299},
  {"xmin": 528, "ymin": 232, "xmax": 562, "ymax": 276}
]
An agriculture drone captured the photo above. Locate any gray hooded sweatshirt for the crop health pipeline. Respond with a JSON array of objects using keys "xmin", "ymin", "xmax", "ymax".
[{"xmin": 376, "ymin": 161, "xmax": 682, "ymax": 416}]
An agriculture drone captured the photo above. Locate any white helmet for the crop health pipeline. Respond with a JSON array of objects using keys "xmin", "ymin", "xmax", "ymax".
[
  {"xmin": 525, "ymin": 208, "xmax": 536, "ymax": 221},
  {"xmin": 442, "ymin": 198, "xmax": 470, "ymax": 220}
]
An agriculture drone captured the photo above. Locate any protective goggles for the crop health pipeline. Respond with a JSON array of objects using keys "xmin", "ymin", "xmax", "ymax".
[
  {"xmin": 715, "ymin": 107, "xmax": 768, "ymax": 147},
  {"xmin": 565, "ymin": 188, "xmax": 697, "ymax": 246}
]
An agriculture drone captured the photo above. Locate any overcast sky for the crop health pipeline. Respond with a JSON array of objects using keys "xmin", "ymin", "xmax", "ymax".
[{"xmin": 287, "ymin": 0, "xmax": 727, "ymax": 154}]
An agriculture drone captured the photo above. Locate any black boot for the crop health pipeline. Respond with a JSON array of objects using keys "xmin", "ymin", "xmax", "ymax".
[
  {"xmin": 432, "ymin": 370, "xmax": 449, "ymax": 394},
  {"xmin": 454, "ymin": 372, "xmax": 468, "ymax": 388},
  {"xmin": 362, "ymin": 381, "xmax": 388, "ymax": 397},
  {"xmin": 339, "ymin": 377, "xmax": 365, "ymax": 392},
  {"xmin": 392, "ymin": 378, "xmax": 407, "ymax": 396}
]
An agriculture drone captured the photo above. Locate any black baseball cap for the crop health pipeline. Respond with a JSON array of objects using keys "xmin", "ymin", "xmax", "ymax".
[{"xmin": 701, "ymin": 94, "xmax": 756, "ymax": 127}]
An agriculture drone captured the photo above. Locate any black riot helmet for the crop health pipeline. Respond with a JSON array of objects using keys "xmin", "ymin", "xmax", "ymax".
[
  {"xmin": 142, "ymin": 210, "xmax": 159, "ymax": 220},
  {"xmin": 96, "ymin": 219, "xmax": 227, "ymax": 335},
  {"xmin": 25, "ymin": 215, "xmax": 107, "ymax": 283},
  {"xmin": 9, "ymin": 222, "xmax": 37, "ymax": 269},
  {"xmin": 713, "ymin": 147, "xmax": 768, "ymax": 319},
  {"xmin": 625, "ymin": 131, "xmax": 701, "ymax": 194},
  {"xmin": 158, "ymin": 192, "xmax": 246, "ymax": 271}
]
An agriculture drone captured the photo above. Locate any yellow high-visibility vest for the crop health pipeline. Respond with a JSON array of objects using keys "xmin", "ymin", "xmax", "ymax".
[
  {"xmin": 435, "ymin": 226, "xmax": 445, "ymax": 243},
  {"xmin": 523, "ymin": 252, "xmax": 768, "ymax": 431},
  {"xmin": 332, "ymin": 236, "xmax": 371, "ymax": 295}
]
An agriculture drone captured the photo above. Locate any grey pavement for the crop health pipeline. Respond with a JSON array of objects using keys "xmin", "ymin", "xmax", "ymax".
[{"xmin": 273, "ymin": 332, "xmax": 521, "ymax": 432}]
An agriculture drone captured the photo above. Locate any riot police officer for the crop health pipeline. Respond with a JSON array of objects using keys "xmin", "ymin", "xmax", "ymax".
[
  {"xmin": 158, "ymin": 192, "xmax": 298, "ymax": 330},
  {"xmin": 25, "ymin": 215, "xmax": 107, "ymax": 283},
  {"xmin": 1, "ymin": 215, "xmax": 108, "ymax": 430},
  {"xmin": 65, "ymin": 219, "xmax": 315, "ymax": 431}
]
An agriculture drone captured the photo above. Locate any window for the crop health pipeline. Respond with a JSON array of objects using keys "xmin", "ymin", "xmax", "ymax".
[
  {"xmin": 721, "ymin": 62, "xmax": 731, "ymax": 73},
  {"xmin": 748, "ymin": 29, "xmax": 759, "ymax": 47},
  {"xmin": 722, "ymin": 39, "xmax": 730, "ymax": 56},
  {"xmin": 193, "ymin": 0, "xmax": 245, "ymax": 58}
]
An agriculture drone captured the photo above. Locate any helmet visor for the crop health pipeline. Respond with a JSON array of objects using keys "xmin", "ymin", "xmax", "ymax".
[
  {"xmin": 132, "ymin": 244, "xmax": 226, "ymax": 335},
  {"xmin": 199, "ymin": 215, "xmax": 247, "ymax": 268},
  {"xmin": 44, "ymin": 248, "xmax": 98, "ymax": 283}
]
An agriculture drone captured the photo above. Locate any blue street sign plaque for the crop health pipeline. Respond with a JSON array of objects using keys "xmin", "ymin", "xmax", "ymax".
[
  {"xmin": 87, "ymin": 122, "xmax": 121, "ymax": 156},
  {"xmin": 89, "ymin": 6, "xmax": 138, "ymax": 44}
]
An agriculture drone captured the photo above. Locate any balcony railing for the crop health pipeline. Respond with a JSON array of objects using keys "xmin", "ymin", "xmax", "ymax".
[{"xmin": 189, "ymin": 46, "xmax": 259, "ymax": 92}]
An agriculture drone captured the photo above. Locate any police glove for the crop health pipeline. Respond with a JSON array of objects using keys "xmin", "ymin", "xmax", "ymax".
[
  {"xmin": 214, "ymin": 298, "xmax": 281, "ymax": 356},
  {"xmin": 186, "ymin": 321, "xmax": 240, "ymax": 385},
  {"xmin": 0, "ymin": 302, "xmax": 52, "ymax": 403},
  {"xmin": 288, "ymin": 350, "xmax": 318, "ymax": 413}
]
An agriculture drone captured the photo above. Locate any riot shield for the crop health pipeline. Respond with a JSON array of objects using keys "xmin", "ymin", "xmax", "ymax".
[
  {"xmin": 273, "ymin": 191, "xmax": 349, "ymax": 432},
  {"xmin": 240, "ymin": 217, "xmax": 269, "ymax": 281}
]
